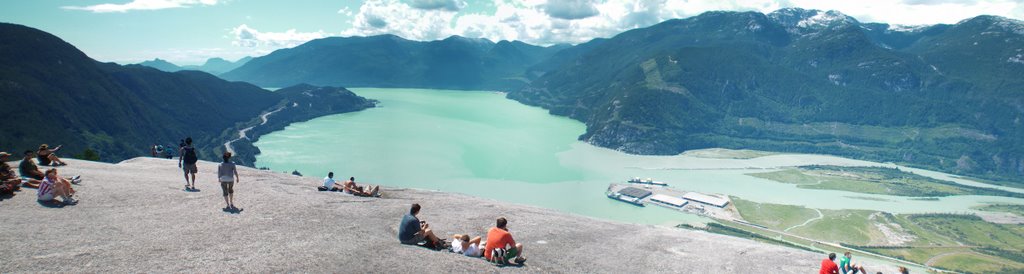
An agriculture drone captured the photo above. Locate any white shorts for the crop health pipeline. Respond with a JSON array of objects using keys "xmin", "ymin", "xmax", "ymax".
[
  {"xmin": 38, "ymin": 192, "xmax": 55, "ymax": 201},
  {"xmin": 464, "ymin": 243, "xmax": 482, "ymax": 257}
]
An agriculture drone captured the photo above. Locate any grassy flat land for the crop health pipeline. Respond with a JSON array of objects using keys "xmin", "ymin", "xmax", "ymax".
[
  {"xmin": 747, "ymin": 166, "xmax": 1024, "ymax": 198},
  {"xmin": 732, "ymin": 199, "xmax": 1024, "ymax": 273},
  {"xmin": 974, "ymin": 204, "xmax": 1024, "ymax": 217},
  {"xmin": 731, "ymin": 197, "xmax": 819, "ymax": 231}
]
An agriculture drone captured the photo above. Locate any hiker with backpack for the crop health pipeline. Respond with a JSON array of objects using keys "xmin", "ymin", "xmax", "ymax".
[
  {"xmin": 484, "ymin": 217, "xmax": 526, "ymax": 265},
  {"xmin": 178, "ymin": 137, "xmax": 199, "ymax": 190}
]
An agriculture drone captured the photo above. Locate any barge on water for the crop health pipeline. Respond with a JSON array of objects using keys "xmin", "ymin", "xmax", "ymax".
[{"xmin": 628, "ymin": 177, "xmax": 669, "ymax": 186}]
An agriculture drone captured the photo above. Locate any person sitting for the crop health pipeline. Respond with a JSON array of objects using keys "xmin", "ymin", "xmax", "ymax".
[
  {"xmin": 484, "ymin": 217, "xmax": 526, "ymax": 265},
  {"xmin": 319, "ymin": 172, "xmax": 344, "ymax": 191},
  {"xmin": 344, "ymin": 177, "xmax": 379, "ymax": 197},
  {"xmin": 0, "ymin": 152, "xmax": 22, "ymax": 194},
  {"xmin": 38, "ymin": 168, "xmax": 77, "ymax": 205},
  {"xmin": 451, "ymin": 234, "xmax": 484, "ymax": 257},
  {"xmin": 840, "ymin": 252, "xmax": 867, "ymax": 274},
  {"xmin": 36, "ymin": 144, "xmax": 66, "ymax": 166},
  {"xmin": 820, "ymin": 253, "xmax": 839, "ymax": 274},
  {"xmin": 398, "ymin": 203, "xmax": 442, "ymax": 247},
  {"xmin": 20, "ymin": 151, "xmax": 78, "ymax": 187}
]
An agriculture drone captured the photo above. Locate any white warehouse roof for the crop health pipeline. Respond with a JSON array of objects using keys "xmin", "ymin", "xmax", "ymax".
[
  {"xmin": 682, "ymin": 192, "xmax": 729, "ymax": 207},
  {"xmin": 651, "ymin": 194, "xmax": 688, "ymax": 207}
]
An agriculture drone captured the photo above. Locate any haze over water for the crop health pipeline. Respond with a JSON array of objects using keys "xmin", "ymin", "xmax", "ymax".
[{"xmin": 255, "ymin": 88, "xmax": 1024, "ymax": 225}]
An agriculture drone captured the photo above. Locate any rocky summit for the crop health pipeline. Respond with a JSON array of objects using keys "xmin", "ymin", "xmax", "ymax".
[{"xmin": 0, "ymin": 157, "xmax": 850, "ymax": 273}]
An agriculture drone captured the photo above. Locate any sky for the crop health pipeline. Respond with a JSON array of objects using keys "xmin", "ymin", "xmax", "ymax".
[{"xmin": 2, "ymin": 0, "xmax": 1023, "ymax": 65}]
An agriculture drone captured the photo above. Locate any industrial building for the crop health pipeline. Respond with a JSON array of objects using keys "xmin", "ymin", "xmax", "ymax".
[
  {"xmin": 650, "ymin": 194, "xmax": 688, "ymax": 208},
  {"xmin": 682, "ymin": 192, "xmax": 729, "ymax": 208},
  {"xmin": 618, "ymin": 187, "xmax": 652, "ymax": 199}
]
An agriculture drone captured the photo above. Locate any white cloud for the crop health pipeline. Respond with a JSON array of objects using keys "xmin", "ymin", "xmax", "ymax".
[
  {"xmin": 342, "ymin": 0, "xmax": 459, "ymax": 41},
  {"xmin": 230, "ymin": 24, "xmax": 327, "ymax": 48},
  {"xmin": 543, "ymin": 0, "xmax": 600, "ymax": 20},
  {"xmin": 62, "ymin": 0, "xmax": 222, "ymax": 13},
  {"xmin": 410, "ymin": 0, "xmax": 469, "ymax": 11},
  {"xmin": 337, "ymin": 6, "xmax": 354, "ymax": 17}
]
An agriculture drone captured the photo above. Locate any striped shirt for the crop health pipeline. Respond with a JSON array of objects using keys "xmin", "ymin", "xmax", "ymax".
[{"xmin": 38, "ymin": 177, "xmax": 55, "ymax": 198}]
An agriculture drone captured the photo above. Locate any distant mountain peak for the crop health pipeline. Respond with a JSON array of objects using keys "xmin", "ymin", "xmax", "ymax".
[
  {"xmin": 442, "ymin": 35, "xmax": 494, "ymax": 45},
  {"xmin": 768, "ymin": 8, "xmax": 857, "ymax": 34},
  {"xmin": 886, "ymin": 24, "xmax": 933, "ymax": 33},
  {"xmin": 138, "ymin": 58, "xmax": 183, "ymax": 72},
  {"xmin": 958, "ymin": 15, "xmax": 1024, "ymax": 35}
]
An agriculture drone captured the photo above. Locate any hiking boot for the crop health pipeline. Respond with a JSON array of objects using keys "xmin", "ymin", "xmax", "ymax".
[
  {"xmin": 514, "ymin": 257, "xmax": 527, "ymax": 264},
  {"xmin": 63, "ymin": 197, "xmax": 78, "ymax": 205}
]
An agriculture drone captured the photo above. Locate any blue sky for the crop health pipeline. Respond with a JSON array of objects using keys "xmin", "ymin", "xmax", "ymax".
[{"xmin": 2, "ymin": 0, "xmax": 1023, "ymax": 65}]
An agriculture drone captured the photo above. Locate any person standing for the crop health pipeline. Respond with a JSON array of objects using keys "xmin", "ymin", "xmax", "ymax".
[
  {"xmin": 218, "ymin": 152, "xmax": 239, "ymax": 210},
  {"xmin": 820, "ymin": 253, "xmax": 839, "ymax": 274},
  {"xmin": 178, "ymin": 137, "xmax": 198, "ymax": 190}
]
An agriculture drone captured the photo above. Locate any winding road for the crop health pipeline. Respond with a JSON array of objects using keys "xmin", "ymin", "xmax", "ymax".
[
  {"xmin": 784, "ymin": 208, "xmax": 823, "ymax": 232},
  {"xmin": 224, "ymin": 105, "xmax": 287, "ymax": 155}
]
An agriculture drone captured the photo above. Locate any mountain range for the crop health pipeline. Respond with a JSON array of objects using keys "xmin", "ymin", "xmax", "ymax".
[
  {"xmin": 215, "ymin": 8, "xmax": 1024, "ymax": 183},
  {"xmin": 138, "ymin": 56, "xmax": 253, "ymax": 75},
  {"xmin": 4, "ymin": 7, "xmax": 1023, "ymax": 183},
  {"xmin": 220, "ymin": 35, "xmax": 569, "ymax": 90},
  {"xmin": 511, "ymin": 8, "xmax": 1024, "ymax": 184},
  {"xmin": 0, "ymin": 22, "xmax": 372, "ymax": 163}
]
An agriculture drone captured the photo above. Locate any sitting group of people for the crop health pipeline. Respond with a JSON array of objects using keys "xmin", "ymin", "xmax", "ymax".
[
  {"xmin": 820, "ymin": 252, "xmax": 909, "ymax": 274},
  {"xmin": 150, "ymin": 144, "xmax": 173, "ymax": 159},
  {"xmin": 319, "ymin": 172, "xmax": 380, "ymax": 197},
  {"xmin": 398, "ymin": 203, "xmax": 527, "ymax": 266},
  {"xmin": 1, "ymin": 148, "xmax": 81, "ymax": 205}
]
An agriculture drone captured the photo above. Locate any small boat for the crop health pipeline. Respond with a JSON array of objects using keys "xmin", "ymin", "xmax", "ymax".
[
  {"xmin": 627, "ymin": 177, "xmax": 668, "ymax": 186},
  {"xmin": 606, "ymin": 192, "xmax": 645, "ymax": 207}
]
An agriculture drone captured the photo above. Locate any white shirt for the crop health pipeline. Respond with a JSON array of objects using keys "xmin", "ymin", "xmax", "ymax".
[
  {"xmin": 452, "ymin": 239, "xmax": 465, "ymax": 253},
  {"xmin": 451, "ymin": 239, "xmax": 482, "ymax": 257},
  {"xmin": 323, "ymin": 177, "xmax": 336, "ymax": 188}
]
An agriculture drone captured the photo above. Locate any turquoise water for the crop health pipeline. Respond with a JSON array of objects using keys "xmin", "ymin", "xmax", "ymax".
[{"xmin": 255, "ymin": 88, "xmax": 1024, "ymax": 226}]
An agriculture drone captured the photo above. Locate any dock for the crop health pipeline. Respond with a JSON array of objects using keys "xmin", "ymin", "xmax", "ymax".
[{"xmin": 607, "ymin": 183, "xmax": 740, "ymax": 220}]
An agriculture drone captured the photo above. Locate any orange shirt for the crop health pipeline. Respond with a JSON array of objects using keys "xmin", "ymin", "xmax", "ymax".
[
  {"xmin": 819, "ymin": 259, "xmax": 838, "ymax": 274},
  {"xmin": 484, "ymin": 227, "xmax": 516, "ymax": 260}
]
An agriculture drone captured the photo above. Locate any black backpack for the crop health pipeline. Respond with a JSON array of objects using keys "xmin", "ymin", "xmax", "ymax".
[{"xmin": 183, "ymin": 146, "xmax": 198, "ymax": 164}]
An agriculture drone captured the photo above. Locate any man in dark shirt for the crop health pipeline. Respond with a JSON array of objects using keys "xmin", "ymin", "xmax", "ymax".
[
  {"xmin": 397, "ymin": 203, "xmax": 440, "ymax": 246},
  {"xmin": 20, "ymin": 150, "xmax": 77, "ymax": 186}
]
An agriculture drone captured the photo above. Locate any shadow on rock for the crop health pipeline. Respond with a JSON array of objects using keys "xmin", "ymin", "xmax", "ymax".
[
  {"xmin": 223, "ymin": 207, "xmax": 244, "ymax": 214},
  {"xmin": 37, "ymin": 200, "xmax": 70, "ymax": 208}
]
